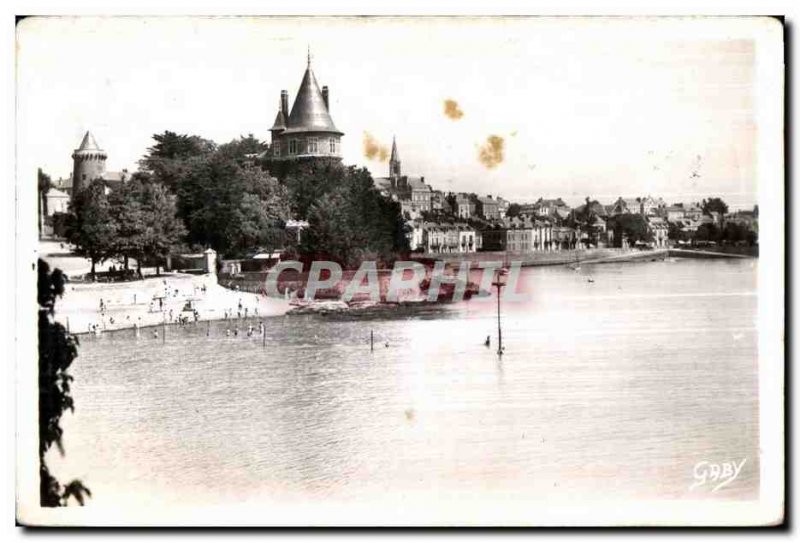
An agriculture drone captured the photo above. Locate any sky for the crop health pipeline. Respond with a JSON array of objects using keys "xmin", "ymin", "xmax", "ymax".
[{"xmin": 17, "ymin": 16, "xmax": 766, "ymax": 209}]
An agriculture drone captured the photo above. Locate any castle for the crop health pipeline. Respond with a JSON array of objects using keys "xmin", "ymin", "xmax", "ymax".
[
  {"xmin": 268, "ymin": 53, "xmax": 343, "ymax": 161},
  {"xmin": 60, "ymin": 54, "xmax": 339, "ymax": 200},
  {"xmin": 55, "ymin": 131, "xmax": 133, "ymax": 198}
]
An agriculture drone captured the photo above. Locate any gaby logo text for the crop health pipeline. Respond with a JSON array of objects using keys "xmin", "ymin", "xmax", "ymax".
[{"xmin": 690, "ymin": 458, "xmax": 747, "ymax": 492}]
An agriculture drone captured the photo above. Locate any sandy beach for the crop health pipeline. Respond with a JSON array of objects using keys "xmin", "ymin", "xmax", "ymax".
[{"xmin": 40, "ymin": 240, "xmax": 291, "ymax": 334}]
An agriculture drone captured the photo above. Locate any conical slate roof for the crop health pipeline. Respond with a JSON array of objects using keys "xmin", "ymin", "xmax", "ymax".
[
  {"xmin": 76, "ymin": 131, "xmax": 103, "ymax": 152},
  {"xmin": 286, "ymin": 65, "xmax": 341, "ymax": 134},
  {"xmin": 390, "ymin": 137, "xmax": 399, "ymax": 163},
  {"xmin": 270, "ymin": 109, "xmax": 287, "ymax": 131}
]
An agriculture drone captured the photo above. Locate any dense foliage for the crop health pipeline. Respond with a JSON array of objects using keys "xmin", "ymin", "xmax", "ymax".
[
  {"xmin": 174, "ymin": 155, "xmax": 289, "ymax": 257},
  {"xmin": 108, "ymin": 179, "xmax": 187, "ymax": 275},
  {"xmin": 38, "ymin": 259, "xmax": 91, "ymax": 506},
  {"xmin": 265, "ymin": 159, "xmax": 409, "ymax": 267},
  {"xmin": 66, "ymin": 130, "xmax": 412, "ymax": 271},
  {"xmin": 607, "ymin": 213, "xmax": 653, "ymax": 246},
  {"xmin": 65, "ymin": 181, "xmax": 118, "ymax": 279},
  {"xmin": 701, "ymin": 197, "xmax": 729, "ymax": 217}
]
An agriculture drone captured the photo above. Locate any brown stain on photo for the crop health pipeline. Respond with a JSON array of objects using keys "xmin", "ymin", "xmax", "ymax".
[
  {"xmin": 443, "ymin": 99, "xmax": 464, "ymax": 120},
  {"xmin": 478, "ymin": 135, "xmax": 504, "ymax": 169},
  {"xmin": 362, "ymin": 131, "xmax": 389, "ymax": 162}
]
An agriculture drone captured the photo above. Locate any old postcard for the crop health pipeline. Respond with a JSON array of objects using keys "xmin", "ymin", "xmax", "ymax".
[{"xmin": 15, "ymin": 16, "xmax": 784, "ymax": 526}]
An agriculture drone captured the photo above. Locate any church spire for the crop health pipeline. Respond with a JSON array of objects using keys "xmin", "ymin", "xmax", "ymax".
[{"xmin": 389, "ymin": 135, "xmax": 401, "ymax": 177}]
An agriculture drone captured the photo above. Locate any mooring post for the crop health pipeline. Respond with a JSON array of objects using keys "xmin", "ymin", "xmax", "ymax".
[
  {"xmin": 370, "ymin": 330, "xmax": 374, "ymax": 352},
  {"xmin": 207, "ymin": 320, "xmax": 210, "ymax": 337},
  {"xmin": 162, "ymin": 321, "xmax": 166, "ymax": 344}
]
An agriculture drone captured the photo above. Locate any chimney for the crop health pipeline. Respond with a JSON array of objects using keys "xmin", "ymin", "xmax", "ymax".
[
  {"xmin": 322, "ymin": 86, "xmax": 329, "ymax": 110},
  {"xmin": 280, "ymin": 90, "xmax": 289, "ymax": 118}
]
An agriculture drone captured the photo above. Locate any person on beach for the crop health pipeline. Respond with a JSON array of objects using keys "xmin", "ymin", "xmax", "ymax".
[
  {"xmin": 485, "ymin": 335, "xmax": 491, "ymax": 348},
  {"xmin": 247, "ymin": 325, "xmax": 253, "ymax": 337},
  {"xmin": 233, "ymin": 328, "xmax": 239, "ymax": 337},
  {"xmin": 226, "ymin": 329, "xmax": 231, "ymax": 337},
  {"xmin": 153, "ymin": 329, "xmax": 158, "ymax": 339}
]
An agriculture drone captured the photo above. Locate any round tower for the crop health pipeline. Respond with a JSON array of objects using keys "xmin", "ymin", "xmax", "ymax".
[
  {"xmin": 71, "ymin": 131, "xmax": 107, "ymax": 195},
  {"xmin": 268, "ymin": 52, "xmax": 343, "ymax": 162}
]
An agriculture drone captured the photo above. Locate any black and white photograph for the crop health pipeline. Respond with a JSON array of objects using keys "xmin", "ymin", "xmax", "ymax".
[{"xmin": 13, "ymin": 14, "xmax": 784, "ymax": 527}]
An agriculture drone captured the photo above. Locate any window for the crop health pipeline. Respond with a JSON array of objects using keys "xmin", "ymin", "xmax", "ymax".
[
  {"xmin": 329, "ymin": 138, "xmax": 337, "ymax": 153},
  {"xmin": 273, "ymin": 143, "xmax": 281, "ymax": 157},
  {"xmin": 308, "ymin": 138, "xmax": 318, "ymax": 154},
  {"xmin": 288, "ymin": 140, "xmax": 298, "ymax": 155}
]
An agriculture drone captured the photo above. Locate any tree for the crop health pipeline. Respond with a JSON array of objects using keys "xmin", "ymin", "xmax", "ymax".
[
  {"xmin": 108, "ymin": 181, "xmax": 146, "ymax": 273},
  {"xmin": 668, "ymin": 221, "xmax": 688, "ymax": 242},
  {"xmin": 609, "ymin": 214, "xmax": 652, "ymax": 246},
  {"xmin": 275, "ymin": 159, "xmax": 350, "ymax": 219},
  {"xmin": 138, "ymin": 182, "xmax": 187, "ymax": 275},
  {"xmin": 38, "ymin": 169, "xmax": 52, "ymax": 235},
  {"xmin": 701, "ymin": 197, "xmax": 729, "ymax": 217},
  {"xmin": 299, "ymin": 164, "xmax": 410, "ymax": 267},
  {"xmin": 694, "ymin": 223, "xmax": 720, "ymax": 243},
  {"xmin": 722, "ymin": 222, "xmax": 748, "ymax": 244},
  {"xmin": 176, "ymin": 155, "xmax": 289, "ymax": 258},
  {"xmin": 445, "ymin": 192, "xmax": 457, "ymax": 215},
  {"xmin": 38, "ymin": 259, "xmax": 91, "ymax": 506},
  {"xmin": 506, "ymin": 203, "xmax": 522, "ymax": 218},
  {"xmin": 139, "ymin": 131, "xmax": 216, "ymax": 192},
  {"xmin": 217, "ymin": 134, "xmax": 268, "ymax": 163},
  {"xmin": 66, "ymin": 180, "xmax": 117, "ymax": 280}
]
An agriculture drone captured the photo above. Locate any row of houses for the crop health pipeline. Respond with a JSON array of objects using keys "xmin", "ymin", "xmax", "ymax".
[{"xmin": 408, "ymin": 216, "xmax": 580, "ymax": 254}]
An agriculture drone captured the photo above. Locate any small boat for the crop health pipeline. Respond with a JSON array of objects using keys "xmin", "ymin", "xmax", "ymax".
[{"xmin": 587, "ymin": 277, "xmax": 595, "ymax": 283}]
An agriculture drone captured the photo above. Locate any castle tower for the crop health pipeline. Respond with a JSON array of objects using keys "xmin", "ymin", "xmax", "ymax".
[
  {"xmin": 268, "ymin": 52, "xmax": 343, "ymax": 161},
  {"xmin": 389, "ymin": 136, "xmax": 401, "ymax": 178},
  {"xmin": 71, "ymin": 131, "xmax": 107, "ymax": 195}
]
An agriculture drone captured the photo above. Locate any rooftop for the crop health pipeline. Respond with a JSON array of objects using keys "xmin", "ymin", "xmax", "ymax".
[{"xmin": 284, "ymin": 61, "xmax": 341, "ymax": 135}]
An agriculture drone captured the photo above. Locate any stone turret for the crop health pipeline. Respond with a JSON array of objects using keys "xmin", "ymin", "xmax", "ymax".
[
  {"xmin": 71, "ymin": 131, "xmax": 107, "ymax": 195},
  {"xmin": 268, "ymin": 52, "xmax": 343, "ymax": 161}
]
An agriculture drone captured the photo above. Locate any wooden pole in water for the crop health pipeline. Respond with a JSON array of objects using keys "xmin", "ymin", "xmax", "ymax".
[
  {"xmin": 370, "ymin": 330, "xmax": 374, "ymax": 352},
  {"xmin": 162, "ymin": 321, "xmax": 166, "ymax": 344},
  {"xmin": 262, "ymin": 325, "xmax": 266, "ymax": 347},
  {"xmin": 496, "ymin": 281, "xmax": 502, "ymax": 355},
  {"xmin": 207, "ymin": 320, "xmax": 210, "ymax": 337}
]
